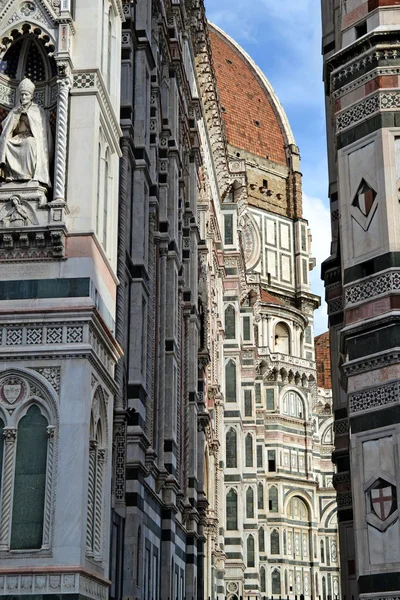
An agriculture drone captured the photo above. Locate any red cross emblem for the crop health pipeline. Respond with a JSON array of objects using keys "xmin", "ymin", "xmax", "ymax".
[{"xmin": 371, "ymin": 486, "xmax": 393, "ymax": 521}]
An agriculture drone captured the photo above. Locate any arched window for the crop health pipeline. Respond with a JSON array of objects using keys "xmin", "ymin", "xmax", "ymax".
[
  {"xmin": 225, "ymin": 360, "xmax": 236, "ymax": 403},
  {"xmin": 274, "ymin": 322, "xmax": 290, "ymax": 354},
  {"xmin": 247, "ymin": 535, "xmax": 255, "ymax": 567},
  {"xmin": 96, "ymin": 140, "xmax": 102, "ymax": 235},
  {"xmin": 11, "ymin": 405, "xmax": 48, "ymax": 549},
  {"xmin": 260, "ymin": 567, "xmax": 266, "ymax": 592},
  {"xmin": 320, "ymin": 539, "xmax": 325, "ymax": 563},
  {"xmin": 226, "ymin": 428, "xmax": 237, "ymax": 468},
  {"xmin": 272, "ymin": 569, "xmax": 281, "ymax": 595},
  {"xmin": 86, "ymin": 391, "xmax": 107, "ymax": 559},
  {"xmin": 103, "ymin": 149, "xmax": 110, "ymax": 252},
  {"xmin": 259, "ymin": 527, "xmax": 265, "ymax": 552},
  {"xmin": 269, "ymin": 486, "xmax": 278, "ymax": 512},
  {"xmin": 246, "ymin": 488, "xmax": 254, "ymax": 519},
  {"xmin": 282, "ymin": 391, "xmax": 305, "ymax": 419},
  {"xmin": 245, "ymin": 434, "xmax": 253, "ymax": 467},
  {"xmin": 244, "ymin": 389, "xmax": 252, "ymax": 417},
  {"xmin": 0, "ymin": 417, "xmax": 3, "ymax": 497},
  {"xmin": 271, "ymin": 529, "xmax": 280, "ymax": 554},
  {"xmin": 258, "ymin": 482, "xmax": 264, "ymax": 509},
  {"xmin": 226, "ymin": 489, "xmax": 238, "ymax": 530},
  {"xmin": 225, "ymin": 305, "xmax": 236, "ymax": 339},
  {"xmin": 136, "ymin": 527, "xmax": 142, "ymax": 586},
  {"xmin": 107, "ymin": 12, "xmax": 113, "ymax": 90},
  {"xmin": 315, "ymin": 573, "xmax": 319, "ymax": 596},
  {"xmin": 286, "ymin": 496, "xmax": 310, "ymax": 522}
]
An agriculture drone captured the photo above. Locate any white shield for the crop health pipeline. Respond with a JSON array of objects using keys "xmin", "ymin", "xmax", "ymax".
[
  {"xmin": 371, "ymin": 486, "xmax": 393, "ymax": 521},
  {"xmin": 2, "ymin": 383, "xmax": 22, "ymax": 404}
]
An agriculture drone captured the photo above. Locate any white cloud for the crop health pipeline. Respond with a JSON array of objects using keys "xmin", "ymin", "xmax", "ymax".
[{"xmin": 303, "ymin": 193, "xmax": 331, "ymax": 336}]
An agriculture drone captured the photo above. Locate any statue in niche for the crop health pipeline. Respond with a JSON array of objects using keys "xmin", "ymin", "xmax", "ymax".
[{"xmin": 0, "ymin": 78, "xmax": 52, "ymax": 187}]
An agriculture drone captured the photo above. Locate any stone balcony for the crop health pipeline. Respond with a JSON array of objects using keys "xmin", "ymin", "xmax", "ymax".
[{"xmin": 257, "ymin": 347, "xmax": 316, "ymax": 384}]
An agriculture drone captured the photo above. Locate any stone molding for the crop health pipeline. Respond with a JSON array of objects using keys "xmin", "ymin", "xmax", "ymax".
[{"xmin": 332, "ymin": 66, "xmax": 400, "ymax": 100}]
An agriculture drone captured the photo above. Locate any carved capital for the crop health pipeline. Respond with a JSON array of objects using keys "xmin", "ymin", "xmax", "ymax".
[
  {"xmin": 3, "ymin": 427, "xmax": 16, "ymax": 442},
  {"xmin": 47, "ymin": 426, "xmax": 55, "ymax": 439}
]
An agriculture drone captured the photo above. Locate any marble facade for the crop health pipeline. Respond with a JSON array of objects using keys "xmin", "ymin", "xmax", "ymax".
[
  {"xmin": 0, "ymin": 1, "xmax": 338, "ymax": 599},
  {"xmin": 322, "ymin": 2, "xmax": 400, "ymax": 600}
]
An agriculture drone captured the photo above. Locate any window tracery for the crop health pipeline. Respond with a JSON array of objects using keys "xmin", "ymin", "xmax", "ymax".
[
  {"xmin": 86, "ymin": 387, "xmax": 107, "ymax": 561},
  {"xmin": 282, "ymin": 390, "xmax": 305, "ymax": 419},
  {"xmin": 0, "ymin": 370, "xmax": 57, "ymax": 553}
]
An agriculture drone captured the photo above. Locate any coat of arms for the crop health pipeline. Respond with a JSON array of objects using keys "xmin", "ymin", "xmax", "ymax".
[
  {"xmin": 371, "ymin": 485, "xmax": 395, "ymax": 521},
  {"xmin": 0, "ymin": 377, "xmax": 26, "ymax": 404}
]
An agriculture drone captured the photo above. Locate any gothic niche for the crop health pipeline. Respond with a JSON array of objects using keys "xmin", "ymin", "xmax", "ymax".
[{"xmin": 0, "ymin": 26, "xmax": 65, "ymax": 258}]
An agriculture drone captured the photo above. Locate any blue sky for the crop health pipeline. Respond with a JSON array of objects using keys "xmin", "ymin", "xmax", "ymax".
[{"xmin": 204, "ymin": 0, "xmax": 331, "ymax": 335}]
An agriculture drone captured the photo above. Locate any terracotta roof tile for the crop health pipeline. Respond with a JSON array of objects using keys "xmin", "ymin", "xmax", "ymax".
[
  {"xmin": 209, "ymin": 28, "xmax": 287, "ymax": 165},
  {"xmin": 260, "ymin": 290, "xmax": 285, "ymax": 305}
]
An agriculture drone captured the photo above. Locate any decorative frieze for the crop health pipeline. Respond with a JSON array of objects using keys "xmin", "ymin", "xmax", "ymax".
[
  {"xmin": 349, "ymin": 381, "xmax": 398, "ymax": 414},
  {"xmin": 345, "ymin": 270, "xmax": 400, "ymax": 306},
  {"xmin": 0, "ymin": 572, "xmax": 108, "ymax": 599},
  {"xmin": 0, "ymin": 324, "xmax": 83, "ymax": 347},
  {"xmin": 337, "ymin": 91, "xmax": 400, "ymax": 133}
]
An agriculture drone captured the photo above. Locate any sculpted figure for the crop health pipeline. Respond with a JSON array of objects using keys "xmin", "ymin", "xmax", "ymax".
[{"xmin": 0, "ymin": 78, "xmax": 52, "ymax": 187}]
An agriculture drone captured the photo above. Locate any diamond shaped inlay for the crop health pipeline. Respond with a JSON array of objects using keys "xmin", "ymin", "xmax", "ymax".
[{"xmin": 353, "ymin": 179, "xmax": 376, "ymax": 217}]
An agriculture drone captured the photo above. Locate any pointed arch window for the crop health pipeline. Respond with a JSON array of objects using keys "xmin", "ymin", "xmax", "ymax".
[
  {"xmin": 107, "ymin": 11, "xmax": 113, "ymax": 91},
  {"xmin": 225, "ymin": 305, "xmax": 236, "ymax": 339},
  {"xmin": 86, "ymin": 392, "xmax": 107, "ymax": 560},
  {"xmin": 272, "ymin": 569, "xmax": 281, "ymax": 595},
  {"xmin": 226, "ymin": 428, "xmax": 237, "ymax": 469},
  {"xmin": 103, "ymin": 149, "xmax": 110, "ymax": 252},
  {"xmin": 245, "ymin": 434, "xmax": 253, "ymax": 467},
  {"xmin": 246, "ymin": 487, "xmax": 254, "ymax": 519},
  {"xmin": 269, "ymin": 486, "xmax": 278, "ymax": 512},
  {"xmin": 225, "ymin": 360, "xmax": 237, "ymax": 403},
  {"xmin": 247, "ymin": 535, "xmax": 255, "ymax": 567},
  {"xmin": 258, "ymin": 482, "xmax": 264, "ymax": 509},
  {"xmin": 11, "ymin": 405, "xmax": 48, "ymax": 550},
  {"xmin": 271, "ymin": 529, "xmax": 280, "ymax": 554},
  {"xmin": 244, "ymin": 390, "xmax": 252, "ymax": 417},
  {"xmin": 259, "ymin": 527, "xmax": 265, "ymax": 552},
  {"xmin": 136, "ymin": 527, "xmax": 142, "ymax": 586},
  {"xmin": 226, "ymin": 489, "xmax": 238, "ymax": 530},
  {"xmin": 261, "ymin": 567, "xmax": 266, "ymax": 592}
]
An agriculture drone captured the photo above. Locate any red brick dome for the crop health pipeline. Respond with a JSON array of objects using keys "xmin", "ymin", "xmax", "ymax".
[{"xmin": 209, "ymin": 24, "xmax": 294, "ymax": 166}]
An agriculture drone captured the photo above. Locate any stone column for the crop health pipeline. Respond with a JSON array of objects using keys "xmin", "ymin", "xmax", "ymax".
[
  {"xmin": 94, "ymin": 448, "xmax": 105, "ymax": 559},
  {"xmin": 157, "ymin": 244, "xmax": 168, "ymax": 476},
  {"xmin": 52, "ymin": 76, "xmax": 71, "ymax": 205},
  {"xmin": 42, "ymin": 425, "xmax": 55, "ymax": 549},
  {"xmin": 0, "ymin": 428, "xmax": 17, "ymax": 550},
  {"xmin": 86, "ymin": 439, "xmax": 97, "ymax": 555}
]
